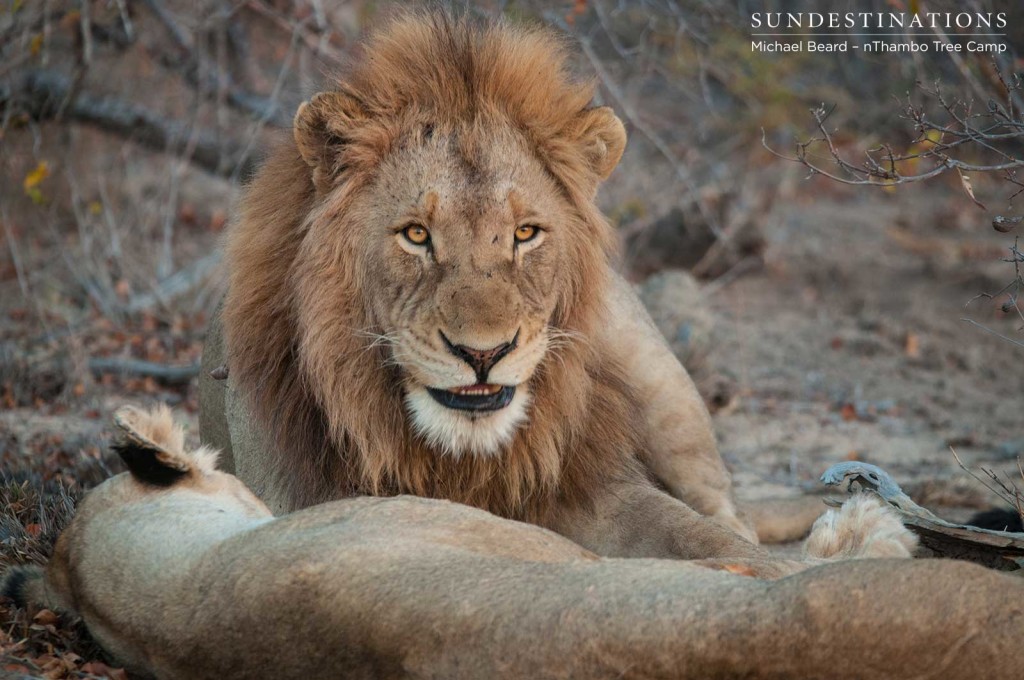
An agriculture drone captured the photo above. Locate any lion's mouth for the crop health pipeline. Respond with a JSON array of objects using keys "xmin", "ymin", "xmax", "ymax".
[{"xmin": 426, "ymin": 384, "xmax": 516, "ymax": 412}]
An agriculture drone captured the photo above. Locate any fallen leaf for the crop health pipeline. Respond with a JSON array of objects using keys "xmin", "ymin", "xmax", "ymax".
[
  {"xmin": 82, "ymin": 660, "xmax": 129, "ymax": 678},
  {"xmin": 905, "ymin": 333, "xmax": 920, "ymax": 358},
  {"xmin": 33, "ymin": 609, "xmax": 59, "ymax": 626}
]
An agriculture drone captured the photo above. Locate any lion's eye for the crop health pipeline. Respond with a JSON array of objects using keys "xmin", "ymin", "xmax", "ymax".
[
  {"xmin": 402, "ymin": 224, "xmax": 431, "ymax": 246},
  {"xmin": 514, "ymin": 225, "xmax": 539, "ymax": 243}
]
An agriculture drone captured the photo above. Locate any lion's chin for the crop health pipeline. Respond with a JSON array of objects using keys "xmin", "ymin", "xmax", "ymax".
[{"xmin": 405, "ymin": 384, "xmax": 531, "ymax": 458}]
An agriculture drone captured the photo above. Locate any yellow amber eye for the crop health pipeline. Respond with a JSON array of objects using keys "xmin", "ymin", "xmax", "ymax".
[
  {"xmin": 514, "ymin": 225, "xmax": 539, "ymax": 243},
  {"xmin": 402, "ymin": 224, "xmax": 430, "ymax": 246}
]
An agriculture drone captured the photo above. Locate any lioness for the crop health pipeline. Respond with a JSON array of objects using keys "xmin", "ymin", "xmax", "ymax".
[
  {"xmin": 201, "ymin": 13, "xmax": 838, "ymax": 560},
  {"xmin": 6, "ymin": 407, "xmax": 985, "ymax": 680}
]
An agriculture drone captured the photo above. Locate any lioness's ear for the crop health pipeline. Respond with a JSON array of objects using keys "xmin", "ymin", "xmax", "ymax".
[
  {"xmin": 293, "ymin": 91, "xmax": 367, "ymax": 193},
  {"xmin": 112, "ymin": 406, "xmax": 218, "ymax": 486},
  {"xmin": 569, "ymin": 106, "xmax": 627, "ymax": 181}
]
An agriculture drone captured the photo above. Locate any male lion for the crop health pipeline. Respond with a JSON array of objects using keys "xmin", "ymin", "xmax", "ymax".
[
  {"xmin": 200, "ymin": 13, "xmax": 859, "ymax": 560},
  {"xmin": 6, "ymin": 408, "xmax": 985, "ymax": 680}
]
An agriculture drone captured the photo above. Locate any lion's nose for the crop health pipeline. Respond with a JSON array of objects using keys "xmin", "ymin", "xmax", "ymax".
[{"xmin": 440, "ymin": 330, "xmax": 520, "ymax": 383}]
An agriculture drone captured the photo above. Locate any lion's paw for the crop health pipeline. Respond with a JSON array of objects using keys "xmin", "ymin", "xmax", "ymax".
[{"xmin": 803, "ymin": 494, "xmax": 917, "ymax": 560}]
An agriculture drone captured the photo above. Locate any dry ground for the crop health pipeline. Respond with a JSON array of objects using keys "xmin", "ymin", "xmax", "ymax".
[{"xmin": 711, "ymin": 173, "xmax": 1022, "ymax": 515}]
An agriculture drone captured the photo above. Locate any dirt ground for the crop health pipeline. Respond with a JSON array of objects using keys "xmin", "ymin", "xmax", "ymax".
[{"xmin": 710, "ymin": 173, "xmax": 1022, "ymax": 517}]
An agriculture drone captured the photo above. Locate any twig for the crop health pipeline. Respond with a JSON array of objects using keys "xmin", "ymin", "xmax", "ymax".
[
  {"xmin": 950, "ymin": 446, "xmax": 1020, "ymax": 507},
  {"xmin": 2, "ymin": 209, "xmax": 30, "ymax": 300},
  {"xmin": 231, "ymin": 18, "xmax": 301, "ymax": 183},
  {"xmin": 138, "ymin": 0, "xmax": 194, "ymax": 53},
  {"xmin": 960, "ymin": 318, "xmax": 1024, "ymax": 349},
  {"xmin": 762, "ymin": 111, "xmax": 1024, "ymax": 188},
  {"xmin": 140, "ymin": 0, "xmax": 289, "ymax": 127},
  {"xmin": 544, "ymin": 9, "xmax": 722, "ymax": 239},
  {"xmin": 126, "ymin": 252, "xmax": 223, "ymax": 313},
  {"xmin": 244, "ymin": 0, "xmax": 346, "ymax": 67}
]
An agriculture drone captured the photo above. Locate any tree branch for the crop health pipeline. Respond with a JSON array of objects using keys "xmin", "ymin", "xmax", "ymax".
[
  {"xmin": 1, "ymin": 70, "xmax": 257, "ymax": 178},
  {"xmin": 139, "ymin": 0, "xmax": 290, "ymax": 127}
]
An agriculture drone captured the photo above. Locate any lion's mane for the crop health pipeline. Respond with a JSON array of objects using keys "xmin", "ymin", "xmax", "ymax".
[{"xmin": 223, "ymin": 13, "xmax": 642, "ymax": 520}]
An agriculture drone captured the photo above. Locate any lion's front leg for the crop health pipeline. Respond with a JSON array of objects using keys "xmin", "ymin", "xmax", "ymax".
[
  {"xmin": 602, "ymin": 273, "xmax": 754, "ymax": 541},
  {"xmin": 543, "ymin": 480, "xmax": 767, "ymax": 562}
]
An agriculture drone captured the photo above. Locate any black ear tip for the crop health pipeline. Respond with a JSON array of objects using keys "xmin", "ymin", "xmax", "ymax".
[
  {"xmin": 1, "ymin": 565, "xmax": 41, "ymax": 608},
  {"xmin": 111, "ymin": 441, "xmax": 190, "ymax": 487}
]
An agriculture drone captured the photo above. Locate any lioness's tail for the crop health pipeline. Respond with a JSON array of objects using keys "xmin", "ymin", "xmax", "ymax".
[
  {"xmin": 1, "ymin": 565, "xmax": 52, "ymax": 609},
  {"xmin": 802, "ymin": 494, "xmax": 918, "ymax": 560}
]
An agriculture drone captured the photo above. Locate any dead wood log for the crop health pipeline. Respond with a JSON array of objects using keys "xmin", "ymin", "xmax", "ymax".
[
  {"xmin": 1, "ymin": 70, "xmax": 257, "ymax": 178},
  {"xmin": 822, "ymin": 461, "xmax": 1024, "ymax": 571},
  {"xmin": 1, "ymin": 345, "xmax": 199, "ymax": 390},
  {"xmin": 87, "ymin": 357, "xmax": 199, "ymax": 384}
]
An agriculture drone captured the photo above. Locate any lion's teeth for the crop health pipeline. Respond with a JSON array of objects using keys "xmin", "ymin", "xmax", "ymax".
[{"xmin": 450, "ymin": 384, "xmax": 501, "ymax": 396}]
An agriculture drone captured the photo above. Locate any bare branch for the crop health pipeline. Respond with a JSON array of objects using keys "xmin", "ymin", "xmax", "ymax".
[
  {"xmin": 139, "ymin": 0, "xmax": 290, "ymax": 126},
  {"xmin": 1, "ymin": 70, "xmax": 257, "ymax": 178},
  {"xmin": 126, "ymin": 252, "xmax": 223, "ymax": 314}
]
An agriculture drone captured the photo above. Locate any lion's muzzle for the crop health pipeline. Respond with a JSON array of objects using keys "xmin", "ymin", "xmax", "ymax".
[
  {"xmin": 440, "ymin": 329, "xmax": 520, "ymax": 382},
  {"xmin": 427, "ymin": 330, "xmax": 521, "ymax": 412}
]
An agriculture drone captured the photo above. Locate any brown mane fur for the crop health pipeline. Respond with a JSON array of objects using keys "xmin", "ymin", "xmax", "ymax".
[{"xmin": 223, "ymin": 12, "xmax": 644, "ymax": 522}]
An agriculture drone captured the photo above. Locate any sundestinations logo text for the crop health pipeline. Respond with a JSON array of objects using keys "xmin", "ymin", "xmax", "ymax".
[
  {"xmin": 750, "ymin": 12, "xmax": 1008, "ymax": 55},
  {"xmin": 750, "ymin": 12, "xmax": 1007, "ymax": 30}
]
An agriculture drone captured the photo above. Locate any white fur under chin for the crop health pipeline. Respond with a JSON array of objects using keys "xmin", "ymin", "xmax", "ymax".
[{"xmin": 405, "ymin": 385, "xmax": 531, "ymax": 458}]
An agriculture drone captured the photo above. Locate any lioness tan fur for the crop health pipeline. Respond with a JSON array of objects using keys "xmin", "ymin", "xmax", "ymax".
[
  {"xmin": 202, "ymin": 12, "xmax": 848, "ymax": 562},
  {"xmin": 6, "ymin": 407, "xmax": 1019, "ymax": 680}
]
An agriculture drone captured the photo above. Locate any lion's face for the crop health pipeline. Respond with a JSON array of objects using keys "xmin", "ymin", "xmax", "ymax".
[
  {"xmin": 347, "ymin": 126, "xmax": 578, "ymax": 456},
  {"xmin": 283, "ymin": 19, "xmax": 627, "ymax": 463}
]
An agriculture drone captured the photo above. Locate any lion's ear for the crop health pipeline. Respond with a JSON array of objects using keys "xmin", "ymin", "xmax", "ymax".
[
  {"xmin": 293, "ymin": 91, "xmax": 367, "ymax": 193},
  {"xmin": 569, "ymin": 106, "xmax": 627, "ymax": 181}
]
